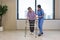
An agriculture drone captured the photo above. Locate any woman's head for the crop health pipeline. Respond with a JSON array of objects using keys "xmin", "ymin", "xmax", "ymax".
[{"xmin": 28, "ymin": 7, "xmax": 32, "ymax": 12}]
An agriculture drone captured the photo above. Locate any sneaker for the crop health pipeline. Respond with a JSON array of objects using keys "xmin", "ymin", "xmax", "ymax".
[{"xmin": 41, "ymin": 32, "xmax": 43, "ymax": 34}]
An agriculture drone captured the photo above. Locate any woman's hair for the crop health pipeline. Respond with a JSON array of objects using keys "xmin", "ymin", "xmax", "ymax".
[
  {"xmin": 37, "ymin": 5, "xmax": 41, "ymax": 8},
  {"xmin": 28, "ymin": 7, "xmax": 32, "ymax": 10}
]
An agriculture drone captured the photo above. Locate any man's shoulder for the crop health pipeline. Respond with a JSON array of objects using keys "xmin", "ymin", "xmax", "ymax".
[
  {"xmin": 41, "ymin": 8, "xmax": 44, "ymax": 12},
  {"xmin": 41, "ymin": 8, "xmax": 44, "ymax": 11}
]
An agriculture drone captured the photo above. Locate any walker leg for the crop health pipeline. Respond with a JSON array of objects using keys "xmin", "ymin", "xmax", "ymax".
[
  {"xmin": 35, "ymin": 20, "xmax": 38, "ymax": 38},
  {"xmin": 24, "ymin": 20, "xmax": 27, "ymax": 38},
  {"xmin": 24, "ymin": 27, "xmax": 26, "ymax": 37}
]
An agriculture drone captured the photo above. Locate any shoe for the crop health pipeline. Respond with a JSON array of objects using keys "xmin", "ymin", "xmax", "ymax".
[
  {"xmin": 41, "ymin": 32, "xmax": 43, "ymax": 34},
  {"xmin": 38, "ymin": 34, "xmax": 41, "ymax": 36}
]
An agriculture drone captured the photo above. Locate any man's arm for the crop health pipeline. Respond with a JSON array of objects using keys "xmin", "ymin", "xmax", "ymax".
[{"xmin": 38, "ymin": 14, "xmax": 44, "ymax": 18}]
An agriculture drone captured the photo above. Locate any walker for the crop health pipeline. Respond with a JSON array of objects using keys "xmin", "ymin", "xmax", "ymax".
[{"xmin": 24, "ymin": 19, "xmax": 38, "ymax": 38}]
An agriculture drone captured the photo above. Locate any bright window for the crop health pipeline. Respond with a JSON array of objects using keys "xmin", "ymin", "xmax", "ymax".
[{"xmin": 17, "ymin": 0, "xmax": 55, "ymax": 19}]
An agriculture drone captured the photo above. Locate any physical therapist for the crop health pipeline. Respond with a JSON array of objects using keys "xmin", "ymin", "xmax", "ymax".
[{"xmin": 36, "ymin": 5, "xmax": 44, "ymax": 36}]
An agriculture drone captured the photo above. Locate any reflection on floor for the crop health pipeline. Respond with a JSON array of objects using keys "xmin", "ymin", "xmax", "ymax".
[{"xmin": 0, "ymin": 30, "xmax": 60, "ymax": 40}]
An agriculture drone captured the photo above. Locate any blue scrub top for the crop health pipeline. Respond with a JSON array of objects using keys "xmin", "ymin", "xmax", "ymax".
[{"xmin": 36, "ymin": 8, "xmax": 44, "ymax": 19}]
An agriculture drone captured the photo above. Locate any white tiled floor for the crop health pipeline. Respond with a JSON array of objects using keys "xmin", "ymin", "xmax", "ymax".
[{"xmin": 0, "ymin": 31, "xmax": 60, "ymax": 40}]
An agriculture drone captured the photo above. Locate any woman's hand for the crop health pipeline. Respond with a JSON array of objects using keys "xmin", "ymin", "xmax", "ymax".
[{"xmin": 36, "ymin": 15, "xmax": 38, "ymax": 19}]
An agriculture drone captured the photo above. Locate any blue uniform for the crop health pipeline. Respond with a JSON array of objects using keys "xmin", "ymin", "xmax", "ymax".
[{"xmin": 36, "ymin": 8, "xmax": 44, "ymax": 34}]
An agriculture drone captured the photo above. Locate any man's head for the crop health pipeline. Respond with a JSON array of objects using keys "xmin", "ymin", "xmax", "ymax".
[{"xmin": 37, "ymin": 5, "xmax": 41, "ymax": 11}]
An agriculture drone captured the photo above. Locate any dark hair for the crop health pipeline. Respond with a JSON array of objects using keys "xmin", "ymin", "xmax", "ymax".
[
  {"xmin": 37, "ymin": 5, "xmax": 41, "ymax": 8},
  {"xmin": 28, "ymin": 7, "xmax": 32, "ymax": 10}
]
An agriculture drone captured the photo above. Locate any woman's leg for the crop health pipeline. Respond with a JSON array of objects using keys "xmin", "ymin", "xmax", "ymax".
[
  {"xmin": 31, "ymin": 20, "xmax": 35, "ymax": 32},
  {"xmin": 29, "ymin": 20, "xmax": 35, "ymax": 32}
]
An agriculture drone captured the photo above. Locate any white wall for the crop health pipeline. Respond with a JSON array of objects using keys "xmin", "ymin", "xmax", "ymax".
[
  {"xmin": 58, "ymin": 0, "xmax": 60, "ymax": 19},
  {"xmin": 1, "ymin": 0, "xmax": 17, "ymax": 30},
  {"xmin": 17, "ymin": 20, "xmax": 60, "ymax": 30}
]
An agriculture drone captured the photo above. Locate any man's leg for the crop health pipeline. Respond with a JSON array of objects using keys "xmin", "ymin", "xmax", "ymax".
[
  {"xmin": 38, "ymin": 19, "xmax": 40, "ymax": 33},
  {"xmin": 40, "ymin": 18, "xmax": 44, "ymax": 34},
  {"xmin": 38, "ymin": 19, "xmax": 41, "ymax": 36},
  {"xmin": 38, "ymin": 18, "xmax": 44, "ymax": 36}
]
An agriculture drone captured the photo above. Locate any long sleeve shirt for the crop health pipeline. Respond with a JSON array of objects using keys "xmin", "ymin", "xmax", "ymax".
[{"xmin": 27, "ymin": 11, "xmax": 36, "ymax": 20}]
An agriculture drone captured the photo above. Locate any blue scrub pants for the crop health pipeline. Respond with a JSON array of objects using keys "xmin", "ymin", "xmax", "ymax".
[{"xmin": 38, "ymin": 18, "xmax": 44, "ymax": 34}]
